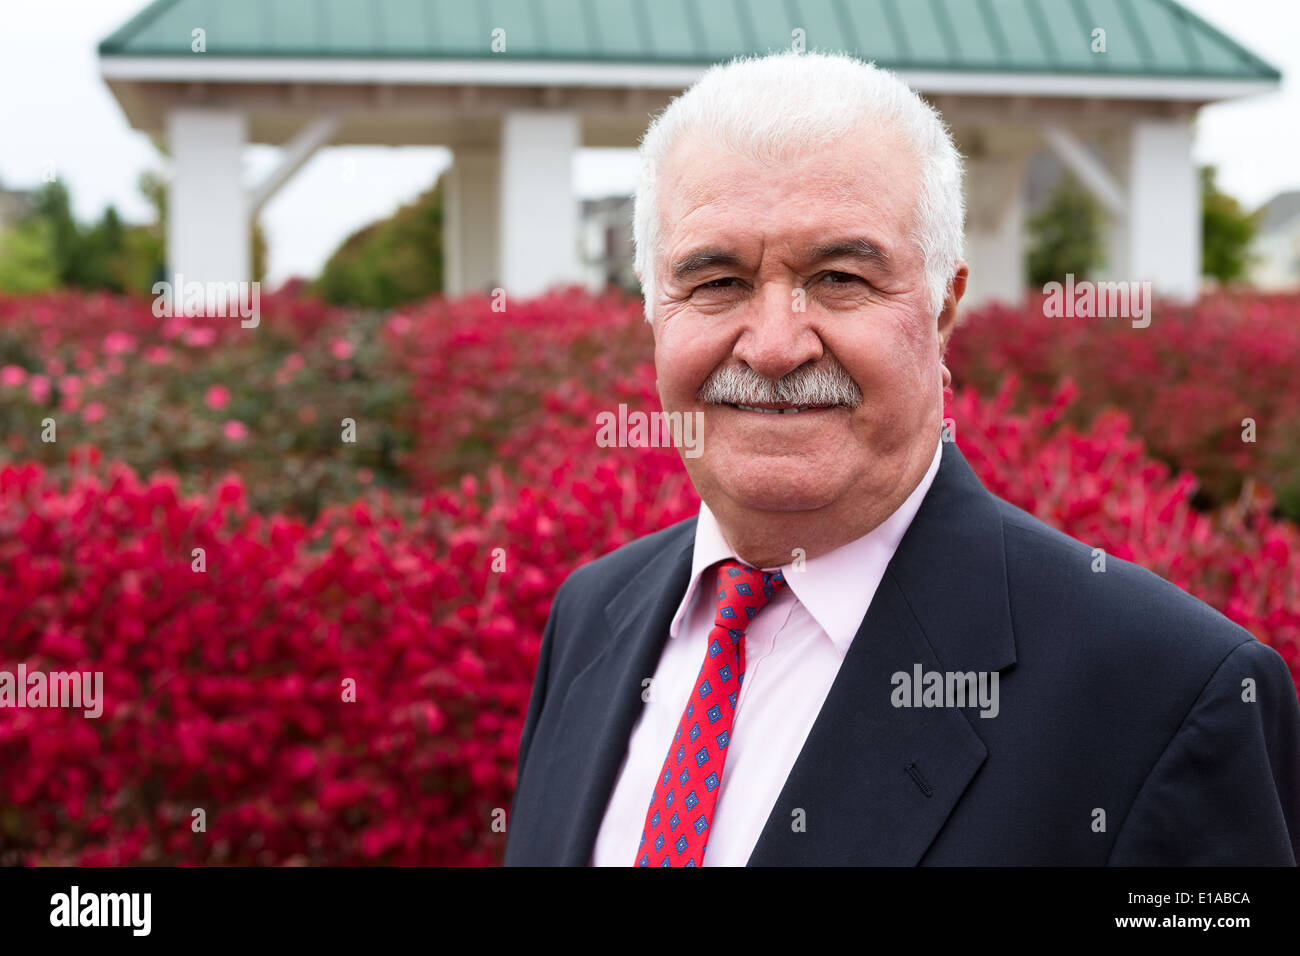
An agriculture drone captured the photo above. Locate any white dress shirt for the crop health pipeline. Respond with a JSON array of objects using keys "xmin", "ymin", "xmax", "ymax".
[{"xmin": 591, "ymin": 437, "xmax": 944, "ymax": 865}]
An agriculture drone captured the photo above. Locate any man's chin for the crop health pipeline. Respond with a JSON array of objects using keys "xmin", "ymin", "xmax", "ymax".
[{"xmin": 705, "ymin": 473, "xmax": 844, "ymax": 514}]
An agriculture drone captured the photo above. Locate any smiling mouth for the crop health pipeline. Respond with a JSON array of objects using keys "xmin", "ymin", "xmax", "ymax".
[{"xmin": 726, "ymin": 402, "xmax": 837, "ymax": 415}]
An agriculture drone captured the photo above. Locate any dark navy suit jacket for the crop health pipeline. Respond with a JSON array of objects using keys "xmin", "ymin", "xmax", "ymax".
[{"xmin": 504, "ymin": 441, "xmax": 1300, "ymax": 865}]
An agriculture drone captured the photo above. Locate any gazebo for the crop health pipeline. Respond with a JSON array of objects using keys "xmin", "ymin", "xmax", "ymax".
[{"xmin": 99, "ymin": 0, "xmax": 1280, "ymax": 305}]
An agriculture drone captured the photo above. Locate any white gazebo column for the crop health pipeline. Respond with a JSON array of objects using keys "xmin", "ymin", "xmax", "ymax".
[
  {"xmin": 962, "ymin": 149, "xmax": 1027, "ymax": 307},
  {"xmin": 444, "ymin": 145, "xmax": 501, "ymax": 296},
  {"xmin": 499, "ymin": 109, "xmax": 580, "ymax": 296},
  {"xmin": 1105, "ymin": 118, "xmax": 1200, "ymax": 297},
  {"xmin": 167, "ymin": 109, "xmax": 249, "ymax": 283}
]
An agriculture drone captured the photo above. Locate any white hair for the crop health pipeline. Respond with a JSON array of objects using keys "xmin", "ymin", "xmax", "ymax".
[{"xmin": 632, "ymin": 50, "xmax": 965, "ymax": 323}]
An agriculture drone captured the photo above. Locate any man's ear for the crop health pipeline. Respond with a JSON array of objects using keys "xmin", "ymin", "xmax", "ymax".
[{"xmin": 937, "ymin": 260, "xmax": 968, "ymax": 389}]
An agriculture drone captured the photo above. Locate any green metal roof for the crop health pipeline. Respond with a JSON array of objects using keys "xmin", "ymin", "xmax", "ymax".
[{"xmin": 99, "ymin": 0, "xmax": 1280, "ymax": 81}]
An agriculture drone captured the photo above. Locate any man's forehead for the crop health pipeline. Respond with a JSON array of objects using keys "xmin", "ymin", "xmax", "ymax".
[
  {"xmin": 663, "ymin": 116, "xmax": 909, "ymax": 181},
  {"xmin": 664, "ymin": 140, "xmax": 894, "ymax": 203},
  {"xmin": 658, "ymin": 129, "xmax": 918, "ymax": 237}
]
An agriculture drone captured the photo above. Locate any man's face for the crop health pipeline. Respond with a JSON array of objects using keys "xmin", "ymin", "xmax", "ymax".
[{"xmin": 650, "ymin": 123, "xmax": 957, "ymax": 519}]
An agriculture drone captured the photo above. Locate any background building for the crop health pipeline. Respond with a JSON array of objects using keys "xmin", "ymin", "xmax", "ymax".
[
  {"xmin": 1251, "ymin": 190, "xmax": 1300, "ymax": 290},
  {"xmin": 581, "ymin": 195, "xmax": 636, "ymax": 295},
  {"xmin": 0, "ymin": 181, "xmax": 34, "ymax": 232}
]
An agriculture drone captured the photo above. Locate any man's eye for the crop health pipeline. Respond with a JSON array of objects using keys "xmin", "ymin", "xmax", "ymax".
[
  {"xmin": 697, "ymin": 278, "xmax": 739, "ymax": 291},
  {"xmin": 821, "ymin": 271, "xmax": 864, "ymax": 285}
]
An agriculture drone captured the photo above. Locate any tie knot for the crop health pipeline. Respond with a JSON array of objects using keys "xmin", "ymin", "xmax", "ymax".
[{"xmin": 712, "ymin": 559, "xmax": 787, "ymax": 639}]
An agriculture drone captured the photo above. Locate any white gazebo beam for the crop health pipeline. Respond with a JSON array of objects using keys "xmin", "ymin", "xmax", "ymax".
[
  {"xmin": 1041, "ymin": 124, "xmax": 1127, "ymax": 218},
  {"xmin": 247, "ymin": 116, "xmax": 339, "ymax": 217}
]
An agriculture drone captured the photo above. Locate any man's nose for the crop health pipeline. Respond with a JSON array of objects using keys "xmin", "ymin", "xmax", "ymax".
[{"xmin": 731, "ymin": 283, "xmax": 824, "ymax": 380}]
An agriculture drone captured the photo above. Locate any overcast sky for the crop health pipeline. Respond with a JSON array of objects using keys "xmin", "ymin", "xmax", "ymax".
[{"xmin": 1, "ymin": 0, "xmax": 1296, "ymax": 285}]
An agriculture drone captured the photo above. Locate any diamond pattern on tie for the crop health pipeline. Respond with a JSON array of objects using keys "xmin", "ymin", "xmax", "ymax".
[{"xmin": 634, "ymin": 559, "xmax": 787, "ymax": 866}]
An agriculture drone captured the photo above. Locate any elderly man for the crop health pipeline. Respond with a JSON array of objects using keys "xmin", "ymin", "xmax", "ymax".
[{"xmin": 503, "ymin": 51, "xmax": 1300, "ymax": 866}]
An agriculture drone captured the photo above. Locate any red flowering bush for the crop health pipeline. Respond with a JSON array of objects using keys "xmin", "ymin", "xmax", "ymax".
[
  {"xmin": 946, "ymin": 289, "xmax": 1300, "ymax": 518},
  {"xmin": 0, "ymin": 437, "xmax": 695, "ymax": 865},
  {"xmin": 377, "ymin": 285, "xmax": 654, "ymax": 489},
  {"xmin": 0, "ymin": 286, "xmax": 1296, "ymax": 866},
  {"xmin": 0, "ymin": 289, "xmax": 409, "ymax": 519}
]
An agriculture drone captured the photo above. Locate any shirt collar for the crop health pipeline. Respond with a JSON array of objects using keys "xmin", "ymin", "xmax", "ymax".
[{"xmin": 668, "ymin": 436, "xmax": 944, "ymax": 658}]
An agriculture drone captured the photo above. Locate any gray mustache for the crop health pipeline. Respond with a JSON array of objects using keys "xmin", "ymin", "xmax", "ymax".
[{"xmin": 697, "ymin": 363, "xmax": 863, "ymax": 408}]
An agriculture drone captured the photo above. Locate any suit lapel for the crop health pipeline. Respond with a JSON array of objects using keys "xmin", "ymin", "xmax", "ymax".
[
  {"xmin": 543, "ymin": 524, "xmax": 696, "ymax": 865},
  {"xmin": 747, "ymin": 441, "xmax": 1018, "ymax": 865}
]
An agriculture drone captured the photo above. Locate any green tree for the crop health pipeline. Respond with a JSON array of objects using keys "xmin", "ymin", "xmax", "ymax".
[
  {"xmin": 0, "ymin": 218, "xmax": 60, "ymax": 293},
  {"xmin": 21, "ymin": 180, "xmax": 163, "ymax": 294},
  {"xmin": 78, "ymin": 204, "xmax": 128, "ymax": 292},
  {"xmin": 1026, "ymin": 175, "xmax": 1106, "ymax": 286},
  {"xmin": 29, "ymin": 180, "xmax": 82, "ymax": 285},
  {"xmin": 135, "ymin": 168, "xmax": 168, "ymax": 286},
  {"xmin": 1201, "ymin": 165, "xmax": 1259, "ymax": 283},
  {"xmin": 316, "ymin": 179, "xmax": 444, "ymax": 308}
]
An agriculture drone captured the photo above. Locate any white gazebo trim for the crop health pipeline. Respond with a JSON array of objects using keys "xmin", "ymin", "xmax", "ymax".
[
  {"xmin": 102, "ymin": 56, "xmax": 1276, "ymax": 102},
  {"xmin": 902, "ymin": 71, "xmax": 1274, "ymax": 102}
]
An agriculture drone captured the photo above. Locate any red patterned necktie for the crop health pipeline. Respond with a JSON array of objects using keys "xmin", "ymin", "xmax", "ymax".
[{"xmin": 634, "ymin": 559, "xmax": 788, "ymax": 866}]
